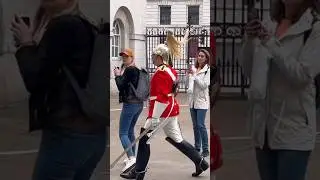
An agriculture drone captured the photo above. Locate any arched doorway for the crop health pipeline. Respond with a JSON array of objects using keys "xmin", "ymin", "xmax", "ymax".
[
  {"xmin": 111, "ymin": 6, "xmax": 135, "ymax": 60},
  {"xmin": 111, "ymin": 19, "xmax": 124, "ymax": 60},
  {"xmin": 110, "ymin": 6, "xmax": 135, "ymax": 94}
]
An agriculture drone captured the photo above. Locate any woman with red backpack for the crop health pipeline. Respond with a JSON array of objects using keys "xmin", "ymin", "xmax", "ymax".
[{"xmin": 209, "ymin": 31, "xmax": 223, "ymax": 173}]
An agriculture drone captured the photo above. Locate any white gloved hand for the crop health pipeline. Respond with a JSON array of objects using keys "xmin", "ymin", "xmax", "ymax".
[{"xmin": 151, "ymin": 117, "xmax": 160, "ymax": 128}]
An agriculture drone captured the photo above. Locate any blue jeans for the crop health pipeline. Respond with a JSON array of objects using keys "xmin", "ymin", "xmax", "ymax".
[
  {"xmin": 190, "ymin": 108, "xmax": 208, "ymax": 152},
  {"xmin": 32, "ymin": 129, "xmax": 106, "ymax": 180},
  {"xmin": 256, "ymin": 148, "xmax": 311, "ymax": 180},
  {"xmin": 119, "ymin": 103, "xmax": 143, "ymax": 157}
]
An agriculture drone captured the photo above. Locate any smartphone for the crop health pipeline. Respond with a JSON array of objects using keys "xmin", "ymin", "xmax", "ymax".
[
  {"xmin": 15, "ymin": 15, "xmax": 30, "ymax": 26},
  {"xmin": 21, "ymin": 16, "xmax": 30, "ymax": 27}
]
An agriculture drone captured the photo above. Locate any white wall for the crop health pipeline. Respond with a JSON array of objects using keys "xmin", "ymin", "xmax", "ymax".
[
  {"xmin": 146, "ymin": 0, "xmax": 210, "ymax": 26},
  {"xmin": 110, "ymin": 0, "xmax": 146, "ymax": 35}
]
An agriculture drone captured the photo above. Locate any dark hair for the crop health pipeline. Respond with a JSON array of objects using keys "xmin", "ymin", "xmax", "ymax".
[
  {"xmin": 271, "ymin": 0, "xmax": 315, "ymax": 23},
  {"xmin": 195, "ymin": 49, "xmax": 210, "ymax": 69}
]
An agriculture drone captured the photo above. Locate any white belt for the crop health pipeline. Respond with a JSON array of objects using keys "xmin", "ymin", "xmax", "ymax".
[{"xmin": 149, "ymin": 94, "xmax": 173, "ymax": 100}]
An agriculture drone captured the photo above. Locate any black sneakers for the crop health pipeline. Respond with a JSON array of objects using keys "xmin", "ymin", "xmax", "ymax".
[
  {"xmin": 120, "ymin": 164, "xmax": 136, "ymax": 179},
  {"xmin": 201, "ymin": 150, "xmax": 209, "ymax": 158},
  {"xmin": 120, "ymin": 165, "xmax": 146, "ymax": 180}
]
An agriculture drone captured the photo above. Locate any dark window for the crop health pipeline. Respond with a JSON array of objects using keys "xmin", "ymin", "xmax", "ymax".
[
  {"xmin": 245, "ymin": 0, "xmax": 260, "ymax": 6},
  {"xmin": 160, "ymin": 6, "xmax": 171, "ymax": 25},
  {"xmin": 188, "ymin": 6, "xmax": 199, "ymax": 25}
]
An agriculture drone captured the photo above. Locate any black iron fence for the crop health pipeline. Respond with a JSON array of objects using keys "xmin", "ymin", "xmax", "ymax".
[
  {"xmin": 211, "ymin": 0, "xmax": 270, "ymax": 96},
  {"xmin": 145, "ymin": 1, "xmax": 270, "ymax": 95},
  {"xmin": 145, "ymin": 26, "xmax": 210, "ymax": 92}
]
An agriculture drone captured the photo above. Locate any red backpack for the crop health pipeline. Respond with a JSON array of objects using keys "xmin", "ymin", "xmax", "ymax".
[{"xmin": 210, "ymin": 125, "xmax": 223, "ymax": 172}]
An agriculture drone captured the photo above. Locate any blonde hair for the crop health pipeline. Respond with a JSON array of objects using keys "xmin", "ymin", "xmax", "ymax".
[
  {"xmin": 164, "ymin": 29, "xmax": 190, "ymax": 66},
  {"xmin": 166, "ymin": 30, "xmax": 182, "ymax": 59},
  {"xmin": 270, "ymin": 0, "xmax": 316, "ymax": 22}
]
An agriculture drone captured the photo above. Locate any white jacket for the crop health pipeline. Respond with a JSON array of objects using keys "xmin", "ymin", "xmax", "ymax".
[
  {"xmin": 240, "ymin": 8, "xmax": 320, "ymax": 150},
  {"xmin": 187, "ymin": 64, "xmax": 210, "ymax": 109}
]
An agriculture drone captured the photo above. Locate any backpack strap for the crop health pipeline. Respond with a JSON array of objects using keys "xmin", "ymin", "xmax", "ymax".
[{"xmin": 163, "ymin": 67, "xmax": 176, "ymax": 82}]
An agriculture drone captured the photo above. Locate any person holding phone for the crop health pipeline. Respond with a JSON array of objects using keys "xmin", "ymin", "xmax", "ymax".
[
  {"xmin": 209, "ymin": 31, "xmax": 220, "ymax": 109},
  {"xmin": 187, "ymin": 49, "xmax": 210, "ymax": 157},
  {"xmin": 114, "ymin": 48, "xmax": 143, "ymax": 173},
  {"xmin": 241, "ymin": 1, "xmax": 320, "ymax": 180},
  {"xmin": 12, "ymin": 15, "xmax": 32, "ymax": 48},
  {"xmin": 12, "ymin": 16, "xmax": 30, "ymax": 47},
  {"xmin": 208, "ymin": 30, "xmax": 223, "ymax": 174},
  {"xmin": 10, "ymin": 0, "xmax": 106, "ymax": 180}
]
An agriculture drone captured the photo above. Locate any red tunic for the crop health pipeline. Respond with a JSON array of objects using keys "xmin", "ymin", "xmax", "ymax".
[{"xmin": 147, "ymin": 64, "xmax": 179, "ymax": 119}]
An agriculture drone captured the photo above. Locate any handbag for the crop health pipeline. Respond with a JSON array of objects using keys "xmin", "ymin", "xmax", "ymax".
[
  {"xmin": 210, "ymin": 125, "xmax": 223, "ymax": 172},
  {"xmin": 209, "ymin": 66, "xmax": 221, "ymax": 108}
]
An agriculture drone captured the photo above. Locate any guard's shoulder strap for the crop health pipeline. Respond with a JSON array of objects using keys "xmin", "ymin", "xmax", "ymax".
[
  {"xmin": 155, "ymin": 65, "xmax": 176, "ymax": 82},
  {"xmin": 163, "ymin": 66, "xmax": 176, "ymax": 82}
]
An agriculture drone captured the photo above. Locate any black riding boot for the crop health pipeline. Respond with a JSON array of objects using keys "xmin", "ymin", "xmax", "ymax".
[
  {"xmin": 120, "ymin": 128, "xmax": 151, "ymax": 179},
  {"xmin": 165, "ymin": 137, "xmax": 209, "ymax": 177},
  {"xmin": 135, "ymin": 170, "xmax": 146, "ymax": 180}
]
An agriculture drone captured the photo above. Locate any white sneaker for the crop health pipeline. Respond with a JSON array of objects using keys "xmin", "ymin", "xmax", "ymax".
[
  {"xmin": 122, "ymin": 157, "xmax": 136, "ymax": 173},
  {"xmin": 123, "ymin": 158, "xmax": 129, "ymax": 165}
]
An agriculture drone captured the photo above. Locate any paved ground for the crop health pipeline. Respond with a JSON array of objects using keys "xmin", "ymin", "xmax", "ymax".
[
  {"xmin": 0, "ymin": 101, "xmax": 107, "ymax": 180},
  {"xmin": 1, "ymin": 94, "xmax": 320, "ymax": 180},
  {"xmin": 109, "ymin": 95, "xmax": 210, "ymax": 180}
]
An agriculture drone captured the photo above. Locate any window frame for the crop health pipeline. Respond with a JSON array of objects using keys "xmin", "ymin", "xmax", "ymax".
[
  {"xmin": 112, "ymin": 21, "xmax": 121, "ymax": 59},
  {"xmin": 159, "ymin": 5, "xmax": 171, "ymax": 25},
  {"xmin": 187, "ymin": 5, "xmax": 200, "ymax": 25}
]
